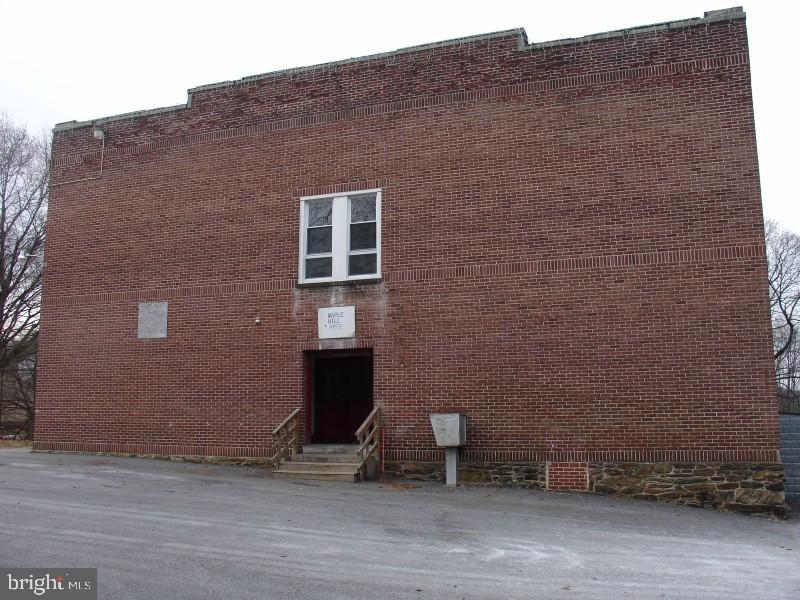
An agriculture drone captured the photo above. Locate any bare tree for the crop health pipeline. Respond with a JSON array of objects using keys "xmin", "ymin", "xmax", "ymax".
[
  {"xmin": 1, "ymin": 365, "xmax": 35, "ymax": 437},
  {"xmin": 766, "ymin": 219, "xmax": 800, "ymax": 395},
  {"xmin": 0, "ymin": 114, "xmax": 47, "ymax": 372}
]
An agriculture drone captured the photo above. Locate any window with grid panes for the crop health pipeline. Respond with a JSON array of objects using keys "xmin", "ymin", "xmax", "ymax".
[{"xmin": 299, "ymin": 190, "xmax": 381, "ymax": 283}]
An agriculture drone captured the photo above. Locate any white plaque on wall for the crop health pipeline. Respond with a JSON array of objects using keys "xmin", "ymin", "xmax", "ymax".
[{"xmin": 318, "ymin": 306, "xmax": 356, "ymax": 339}]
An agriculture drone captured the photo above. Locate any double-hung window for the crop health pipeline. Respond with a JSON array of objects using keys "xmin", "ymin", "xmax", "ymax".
[{"xmin": 299, "ymin": 189, "xmax": 381, "ymax": 284}]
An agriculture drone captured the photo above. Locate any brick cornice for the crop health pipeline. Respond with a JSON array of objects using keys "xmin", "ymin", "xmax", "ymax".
[
  {"xmin": 43, "ymin": 242, "xmax": 765, "ymax": 308},
  {"xmin": 51, "ymin": 52, "xmax": 749, "ymax": 171}
]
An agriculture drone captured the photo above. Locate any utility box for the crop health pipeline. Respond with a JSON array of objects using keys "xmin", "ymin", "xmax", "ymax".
[
  {"xmin": 430, "ymin": 413, "xmax": 467, "ymax": 447},
  {"xmin": 429, "ymin": 413, "xmax": 467, "ymax": 486}
]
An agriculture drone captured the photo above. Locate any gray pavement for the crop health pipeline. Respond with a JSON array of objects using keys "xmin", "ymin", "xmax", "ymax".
[{"xmin": 1, "ymin": 448, "xmax": 798, "ymax": 599}]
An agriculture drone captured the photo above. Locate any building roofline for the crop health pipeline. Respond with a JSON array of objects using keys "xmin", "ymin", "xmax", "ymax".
[
  {"xmin": 53, "ymin": 7, "xmax": 744, "ymax": 133},
  {"xmin": 187, "ymin": 28, "xmax": 528, "ymax": 96},
  {"xmin": 527, "ymin": 7, "xmax": 743, "ymax": 49}
]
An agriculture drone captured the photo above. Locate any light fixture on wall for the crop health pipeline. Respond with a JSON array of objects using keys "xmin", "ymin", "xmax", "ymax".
[{"xmin": 93, "ymin": 125, "xmax": 106, "ymax": 140}]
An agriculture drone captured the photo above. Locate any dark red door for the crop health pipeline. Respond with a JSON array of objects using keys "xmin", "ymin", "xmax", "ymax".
[{"xmin": 311, "ymin": 353, "xmax": 373, "ymax": 444}]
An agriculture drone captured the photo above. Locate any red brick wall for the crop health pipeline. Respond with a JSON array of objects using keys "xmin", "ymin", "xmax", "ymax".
[
  {"xmin": 547, "ymin": 463, "xmax": 589, "ymax": 491},
  {"xmin": 36, "ymin": 13, "xmax": 780, "ymax": 464}
]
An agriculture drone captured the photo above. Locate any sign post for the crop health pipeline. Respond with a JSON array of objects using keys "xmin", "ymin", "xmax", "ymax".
[{"xmin": 429, "ymin": 413, "xmax": 467, "ymax": 486}]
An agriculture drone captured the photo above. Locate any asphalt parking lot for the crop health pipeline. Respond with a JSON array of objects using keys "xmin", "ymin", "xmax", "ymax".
[{"xmin": 1, "ymin": 448, "xmax": 798, "ymax": 599}]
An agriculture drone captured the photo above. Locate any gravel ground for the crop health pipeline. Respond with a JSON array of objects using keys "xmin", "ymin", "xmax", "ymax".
[{"xmin": 1, "ymin": 448, "xmax": 798, "ymax": 599}]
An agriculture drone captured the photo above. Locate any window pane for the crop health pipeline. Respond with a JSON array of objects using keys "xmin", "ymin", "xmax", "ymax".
[
  {"xmin": 350, "ymin": 222, "xmax": 376, "ymax": 251},
  {"xmin": 307, "ymin": 226, "xmax": 332, "ymax": 254},
  {"xmin": 349, "ymin": 253, "xmax": 377, "ymax": 276},
  {"xmin": 306, "ymin": 257, "xmax": 332, "ymax": 278},
  {"xmin": 308, "ymin": 199, "xmax": 332, "ymax": 227},
  {"xmin": 350, "ymin": 194, "xmax": 376, "ymax": 223}
]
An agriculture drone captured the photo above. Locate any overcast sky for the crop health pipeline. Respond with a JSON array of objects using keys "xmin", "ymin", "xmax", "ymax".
[{"xmin": 1, "ymin": 0, "xmax": 796, "ymax": 232}]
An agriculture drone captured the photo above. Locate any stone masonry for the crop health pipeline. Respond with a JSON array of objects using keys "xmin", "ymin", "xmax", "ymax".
[
  {"xmin": 589, "ymin": 462, "xmax": 787, "ymax": 516},
  {"xmin": 384, "ymin": 461, "xmax": 546, "ymax": 488},
  {"xmin": 384, "ymin": 460, "xmax": 788, "ymax": 516}
]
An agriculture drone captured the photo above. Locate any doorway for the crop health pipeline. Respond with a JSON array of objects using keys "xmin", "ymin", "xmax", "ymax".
[{"xmin": 306, "ymin": 350, "xmax": 373, "ymax": 444}]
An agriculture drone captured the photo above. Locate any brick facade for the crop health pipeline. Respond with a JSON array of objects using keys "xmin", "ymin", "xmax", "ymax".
[
  {"xmin": 37, "ymin": 8, "xmax": 785, "ymax": 510},
  {"xmin": 546, "ymin": 463, "xmax": 589, "ymax": 491}
]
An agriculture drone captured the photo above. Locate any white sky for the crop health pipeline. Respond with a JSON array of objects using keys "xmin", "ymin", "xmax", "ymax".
[{"xmin": 1, "ymin": 0, "xmax": 796, "ymax": 232}]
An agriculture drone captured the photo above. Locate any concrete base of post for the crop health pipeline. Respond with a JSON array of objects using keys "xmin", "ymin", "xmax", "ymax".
[{"xmin": 445, "ymin": 447, "xmax": 458, "ymax": 486}]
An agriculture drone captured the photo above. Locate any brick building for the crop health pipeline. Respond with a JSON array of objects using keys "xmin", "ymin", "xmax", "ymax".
[{"xmin": 37, "ymin": 7, "xmax": 787, "ymax": 513}]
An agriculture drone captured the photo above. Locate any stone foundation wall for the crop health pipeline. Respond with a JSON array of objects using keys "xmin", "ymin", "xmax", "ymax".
[
  {"xmin": 35, "ymin": 449, "xmax": 267, "ymax": 467},
  {"xmin": 589, "ymin": 462, "xmax": 787, "ymax": 516},
  {"xmin": 383, "ymin": 461, "xmax": 546, "ymax": 488},
  {"xmin": 384, "ymin": 460, "xmax": 788, "ymax": 516}
]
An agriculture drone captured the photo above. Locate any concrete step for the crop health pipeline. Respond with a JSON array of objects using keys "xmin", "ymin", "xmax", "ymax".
[
  {"xmin": 272, "ymin": 444, "xmax": 365, "ymax": 482},
  {"xmin": 292, "ymin": 453, "xmax": 359, "ymax": 463},
  {"xmin": 278, "ymin": 462, "xmax": 360, "ymax": 472},
  {"xmin": 273, "ymin": 469, "xmax": 358, "ymax": 482},
  {"xmin": 301, "ymin": 444, "xmax": 359, "ymax": 455}
]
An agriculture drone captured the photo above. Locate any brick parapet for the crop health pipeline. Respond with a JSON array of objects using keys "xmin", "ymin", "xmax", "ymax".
[
  {"xmin": 51, "ymin": 51, "xmax": 750, "ymax": 171},
  {"xmin": 51, "ymin": 9, "xmax": 748, "ymax": 160}
]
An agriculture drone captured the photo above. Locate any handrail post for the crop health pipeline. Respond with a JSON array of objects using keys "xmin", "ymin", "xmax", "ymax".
[{"xmin": 292, "ymin": 412, "xmax": 300, "ymax": 456}]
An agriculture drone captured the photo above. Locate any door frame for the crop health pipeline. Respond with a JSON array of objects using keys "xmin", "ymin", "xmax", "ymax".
[{"xmin": 303, "ymin": 348, "xmax": 374, "ymax": 444}]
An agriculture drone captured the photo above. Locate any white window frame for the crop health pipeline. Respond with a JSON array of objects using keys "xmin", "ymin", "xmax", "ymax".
[{"xmin": 298, "ymin": 188, "xmax": 382, "ymax": 284}]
